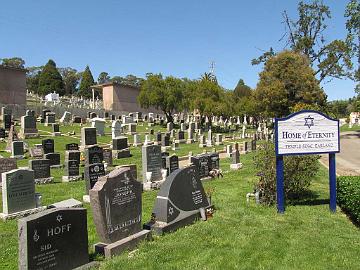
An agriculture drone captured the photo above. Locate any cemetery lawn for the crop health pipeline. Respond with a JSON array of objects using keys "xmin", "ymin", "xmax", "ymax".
[
  {"xmin": 340, "ymin": 125, "xmax": 360, "ymax": 132},
  {"xmin": 0, "ymin": 123, "xmax": 359, "ymax": 269}
]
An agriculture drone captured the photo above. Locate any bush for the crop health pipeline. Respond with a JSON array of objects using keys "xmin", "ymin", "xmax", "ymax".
[
  {"xmin": 253, "ymin": 141, "xmax": 320, "ymax": 205},
  {"xmin": 337, "ymin": 176, "xmax": 360, "ymax": 224}
]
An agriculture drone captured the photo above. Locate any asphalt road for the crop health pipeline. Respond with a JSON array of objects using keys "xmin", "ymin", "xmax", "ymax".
[{"xmin": 321, "ymin": 131, "xmax": 360, "ymax": 176}]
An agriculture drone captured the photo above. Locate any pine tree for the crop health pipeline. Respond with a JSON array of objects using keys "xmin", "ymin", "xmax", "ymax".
[
  {"xmin": 78, "ymin": 65, "xmax": 95, "ymax": 98},
  {"xmin": 38, "ymin": 60, "xmax": 64, "ymax": 96}
]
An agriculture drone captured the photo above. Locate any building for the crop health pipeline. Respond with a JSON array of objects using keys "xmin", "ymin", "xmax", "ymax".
[
  {"xmin": 349, "ymin": 112, "xmax": 360, "ymax": 125},
  {"xmin": 92, "ymin": 82, "xmax": 160, "ymax": 114},
  {"xmin": 0, "ymin": 65, "xmax": 27, "ymax": 106}
]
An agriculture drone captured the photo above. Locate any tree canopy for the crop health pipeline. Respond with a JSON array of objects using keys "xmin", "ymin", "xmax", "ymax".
[
  {"xmin": 78, "ymin": 65, "xmax": 95, "ymax": 98},
  {"xmin": 0, "ymin": 57, "xmax": 25, "ymax": 68},
  {"xmin": 37, "ymin": 59, "xmax": 64, "ymax": 96},
  {"xmin": 254, "ymin": 51, "xmax": 327, "ymax": 118}
]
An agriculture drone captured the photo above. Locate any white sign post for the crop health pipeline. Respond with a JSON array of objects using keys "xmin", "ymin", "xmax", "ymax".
[{"xmin": 275, "ymin": 110, "xmax": 340, "ymax": 213}]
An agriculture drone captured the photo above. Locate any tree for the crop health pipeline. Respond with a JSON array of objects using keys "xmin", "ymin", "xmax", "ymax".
[
  {"xmin": 78, "ymin": 65, "xmax": 95, "ymax": 98},
  {"xmin": 0, "ymin": 57, "xmax": 25, "ymax": 68},
  {"xmin": 37, "ymin": 59, "xmax": 64, "ymax": 96},
  {"xmin": 97, "ymin": 72, "xmax": 110, "ymax": 84},
  {"xmin": 254, "ymin": 51, "xmax": 327, "ymax": 118},
  {"xmin": 328, "ymin": 99, "xmax": 351, "ymax": 118},
  {"xmin": 252, "ymin": 1, "xmax": 352, "ymax": 83},
  {"xmin": 26, "ymin": 66, "xmax": 43, "ymax": 94},
  {"xmin": 345, "ymin": 0, "xmax": 360, "ymax": 94},
  {"xmin": 138, "ymin": 74, "xmax": 185, "ymax": 123},
  {"xmin": 200, "ymin": 72, "xmax": 218, "ymax": 84},
  {"xmin": 233, "ymin": 79, "xmax": 252, "ymax": 100},
  {"xmin": 58, "ymin": 67, "xmax": 79, "ymax": 96}
]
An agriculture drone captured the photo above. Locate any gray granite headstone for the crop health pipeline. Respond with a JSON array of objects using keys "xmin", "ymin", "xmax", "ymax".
[
  {"xmin": 64, "ymin": 160, "xmax": 80, "ymax": 177},
  {"xmin": 2, "ymin": 169, "xmax": 35, "ymax": 215},
  {"xmin": 18, "ymin": 208, "xmax": 89, "ymax": 270},
  {"xmin": 142, "ymin": 145, "xmax": 162, "ymax": 182}
]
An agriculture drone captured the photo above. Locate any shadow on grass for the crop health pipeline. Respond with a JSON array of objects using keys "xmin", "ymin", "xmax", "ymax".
[{"xmin": 287, "ymin": 190, "xmax": 329, "ymax": 206}]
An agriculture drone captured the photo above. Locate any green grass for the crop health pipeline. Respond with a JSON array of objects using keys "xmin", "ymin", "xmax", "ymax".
[
  {"xmin": 0, "ymin": 122, "xmax": 359, "ymax": 269},
  {"xmin": 340, "ymin": 124, "xmax": 360, "ymax": 132}
]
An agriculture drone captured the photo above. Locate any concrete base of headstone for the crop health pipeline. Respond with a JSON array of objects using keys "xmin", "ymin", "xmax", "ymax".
[
  {"xmin": 50, "ymin": 164, "xmax": 63, "ymax": 169},
  {"xmin": 112, "ymin": 149, "xmax": 131, "ymax": 159},
  {"xmin": 175, "ymin": 139, "xmax": 186, "ymax": 144},
  {"xmin": 199, "ymin": 144, "xmax": 206, "ymax": 148},
  {"xmin": 94, "ymin": 230, "xmax": 152, "ymax": 258},
  {"xmin": 62, "ymin": 175, "xmax": 82, "ymax": 182},
  {"xmin": 10, "ymin": 155, "xmax": 24, "ymax": 159},
  {"xmin": 52, "ymin": 132, "xmax": 61, "ymax": 136},
  {"xmin": 48, "ymin": 198, "xmax": 83, "ymax": 208},
  {"xmin": 0, "ymin": 206, "xmax": 46, "ymax": 220},
  {"xmin": 186, "ymin": 139, "xmax": 194, "ymax": 144},
  {"xmin": 73, "ymin": 261, "xmax": 100, "ymax": 270},
  {"xmin": 161, "ymin": 146, "xmax": 170, "ymax": 152},
  {"xmin": 82, "ymin": 195, "xmax": 90, "ymax": 203},
  {"xmin": 35, "ymin": 177, "xmax": 54, "ymax": 185},
  {"xmin": 230, "ymin": 163, "xmax": 243, "ymax": 170},
  {"xmin": 133, "ymin": 142, "xmax": 143, "ymax": 147},
  {"xmin": 21, "ymin": 133, "xmax": 40, "ymax": 139},
  {"xmin": 143, "ymin": 180, "xmax": 165, "ymax": 191}
]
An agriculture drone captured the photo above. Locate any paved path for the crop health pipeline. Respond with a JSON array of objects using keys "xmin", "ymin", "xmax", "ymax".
[{"xmin": 320, "ymin": 131, "xmax": 360, "ymax": 176}]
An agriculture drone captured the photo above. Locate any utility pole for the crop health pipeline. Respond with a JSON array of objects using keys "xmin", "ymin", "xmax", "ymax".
[{"xmin": 209, "ymin": 61, "xmax": 215, "ymax": 76}]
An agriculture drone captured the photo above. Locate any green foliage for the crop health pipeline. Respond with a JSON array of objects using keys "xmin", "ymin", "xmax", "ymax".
[
  {"xmin": 233, "ymin": 79, "xmax": 252, "ymax": 100},
  {"xmin": 58, "ymin": 67, "xmax": 79, "ymax": 96},
  {"xmin": 0, "ymin": 57, "xmax": 25, "ymax": 68},
  {"xmin": 78, "ymin": 65, "xmax": 95, "ymax": 98},
  {"xmin": 327, "ymin": 99, "xmax": 352, "ymax": 118},
  {"xmin": 337, "ymin": 176, "xmax": 360, "ymax": 224},
  {"xmin": 138, "ymin": 73, "xmax": 185, "ymax": 123},
  {"xmin": 253, "ymin": 141, "xmax": 320, "ymax": 205},
  {"xmin": 97, "ymin": 72, "xmax": 110, "ymax": 84},
  {"xmin": 26, "ymin": 66, "xmax": 43, "ymax": 94},
  {"xmin": 37, "ymin": 59, "xmax": 65, "ymax": 96},
  {"xmin": 200, "ymin": 72, "xmax": 218, "ymax": 84},
  {"xmin": 111, "ymin": 74, "xmax": 144, "ymax": 87},
  {"xmin": 254, "ymin": 51, "xmax": 327, "ymax": 117}
]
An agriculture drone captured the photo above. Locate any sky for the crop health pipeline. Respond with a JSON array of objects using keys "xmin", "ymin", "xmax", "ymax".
[{"xmin": 0, "ymin": 0, "xmax": 356, "ymax": 101}]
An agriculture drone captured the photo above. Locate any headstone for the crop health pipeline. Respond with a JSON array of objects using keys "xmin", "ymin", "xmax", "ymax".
[
  {"xmin": 44, "ymin": 153, "xmax": 61, "ymax": 168},
  {"xmin": 65, "ymin": 143, "xmax": 79, "ymax": 151},
  {"xmin": 111, "ymin": 120, "xmax": 122, "ymax": 139},
  {"xmin": 112, "ymin": 136, "xmax": 128, "ymax": 150},
  {"xmin": 11, "ymin": 141, "xmax": 24, "ymax": 159},
  {"xmin": 63, "ymin": 160, "xmax": 81, "ymax": 182},
  {"xmin": 0, "ymin": 128, "xmax": 5, "ymax": 138},
  {"xmin": 30, "ymin": 144, "xmax": 44, "ymax": 159},
  {"xmin": 207, "ymin": 129, "xmax": 213, "ymax": 147},
  {"xmin": 18, "ymin": 208, "xmax": 91, "ymax": 270},
  {"xmin": 64, "ymin": 150, "xmax": 80, "ymax": 163},
  {"xmin": 198, "ymin": 135, "xmax": 206, "ymax": 148},
  {"xmin": 73, "ymin": 116, "xmax": 82, "ymax": 123},
  {"xmin": 60, "ymin": 111, "xmax": 72, "ymax": 124},
  {"xmin": 42, "ymin": 138, "xmax": 55, "ymax": 154},
  {"xmin": 1, "ymin": 169, "xmax": 37, "ymax": 218},
  {"xmin": 6, "ymin": 125, "xmax": 19, "ymax": 152},
  {"xmin": 45, "ymin": 112, "xmax": 56, "ymax": 126},
  {"xmin": 165, "ymin": 155, "xmax": 179, "ymax": 176},
  {"xmin": 103, "ymin": 148, "xmax": 113, "ymax": 166},
  {"xmin": 90, "ymin": 167, "xmax": 151, "ymax": 257},
  {"xmin": 52, "ymin": 123, "xmax": 61, "ymax": 136},
  {"xmin": 29, "ymin": 159, "xmax": 53, "ymax": 184},
  {"xmin": 167, "ymin": 122, "xmax": 173, "ymax": 132},
  {"xmin": 215, "ymin": 134, "xmax": 223, "ymax": 146},
  {"xmin": 133, "ymin": 134, "xmax": 142, "ymax": 147},
  {"xmin": 161, "ymin": 133, "xmax": 170, "ymax": 147},
  {"xmin": 91, "ymin": 118, "xmax": 106, "ymax": 136},
  {"xmin": 85, "ymin": 145, "xmax": 103, "ymax": 165},
  {"xmin": 251, "ymin": 139, "xmax": 257, "ymax": 151},
  {"xmin": 230, "ymin": 143, "xmax": 242, "ymax": 170},
  {"xmin": 20, "ymin": 112, "xmax": 38, "ymax": 138},
  {"xmin": 208, "ymin": 152, "xmax": 220, "ymax": 171},
  {"xmin": 127, "ymin": 123, "xmax": 137, "ymax": 134},
  {"xmin": 142, "ymin": 145, "xmax": 162, "ymax": 186},
  {"xmin": 145, "ymin": 165, "xmax": 209, "ymax": 234},
  {"xmin": 187, "ymin": 128, "xmax": 194, "ymax": 144},
  {"xmin": 3, "ymin": 114, "xmax": 12, "ymax": 130},
  {"xmin": 84, "ymin": 163, "xmax": 106, "ymax": 194},
  {"xmin": 191, "ymin": 154, "xmax": 210, "ymax": 178},
  {"xmin": 81, "ymin": 127, "xmax": 97, "ymax": 148}
]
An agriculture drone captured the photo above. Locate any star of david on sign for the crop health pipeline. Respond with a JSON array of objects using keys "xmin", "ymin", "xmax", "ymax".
[
  {"xmin": 56, "ymin": 214, "xmax": 63, "ymax": 222},
  {"xmin": 304, "ymin": 115, "xmax": 314, "ymax": 129}
]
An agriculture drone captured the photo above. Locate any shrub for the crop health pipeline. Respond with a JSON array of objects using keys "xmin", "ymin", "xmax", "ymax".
[
  {"xmin": 337, "ymin": 176, "xmax": 360, "ymax": 224},
  {"xmin": 253, "ymin": 141, "xmax": 320, "ymax": 205}
]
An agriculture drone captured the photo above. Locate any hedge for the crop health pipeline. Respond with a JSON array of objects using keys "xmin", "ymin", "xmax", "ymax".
[{"xmin": 337, "ymin": 176, "xmax": 360, "ymax": 224}]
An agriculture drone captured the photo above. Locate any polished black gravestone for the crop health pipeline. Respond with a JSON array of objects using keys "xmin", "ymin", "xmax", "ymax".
[
  {"xmin": 81, "ymin": 127, "xmax": 97, "ymax": 148},
  {"xmin": 84, "ymin": 163, "xmax": 106, "ymax": 194},
  {"xmin": 44, "ymin": 153, "xmax": 61, "ymax": 168},
  {"xmin": 90, "ymin": 167, "xmax": 151, "ymax": 257},
  {"xmin": 103, "ymin": 148, "xmax": 113, "ymax": 166},
  {"xmin": 85, "ymin": 145, "xmax": 103, "ymax": 165},
  {"xmin": 18, "ymin": 208, "xmax": 93, "ymax": 270},
  {"xmin": 65, "ymin": 143, "xmax": 79, "ymax": 151},
  {"xmin": 62, "ymin": 160, "xmax": 81, "ymax": 182},
  {"xmin": 191, "ymin": 154, "xmax": 210, "ymax": 178},
  {"xmin": 165, "ymin": 155, "xmax": 179, "ymax": 176},
  {"xmin": 29, "ymin": 159, "xmax": 53, "ymax": 184},
  {"xmin": 145, "ymin": 165, "xmax": 210, "ymax": 234},
  {"xmin": 42, "ymin": 138, "xmax": 55, "ymax": 154}
]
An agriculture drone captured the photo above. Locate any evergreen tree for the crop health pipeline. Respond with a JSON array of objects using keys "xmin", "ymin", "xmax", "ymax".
[
  {"xmin": 38, "ymin": 59, "xmax": 64, "ymax": 96},
  {"xmin": 78, "ymin": 65, "xmax": 95, "ymax": 98}
]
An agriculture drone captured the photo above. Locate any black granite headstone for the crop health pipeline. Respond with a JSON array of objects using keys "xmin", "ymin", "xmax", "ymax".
[
  {"xmin": 112, "ymin": 136, "xmax": 128, "ymax": 151},
  {"xmin": 166, "ymin": 155, "xmax": 179, "ymax": 175},
  {"xmin": 42, "ymin": 139, "xmax": 55, "ymax": 154},
  {"xmin": 84, "ymin": 163, "xmax": 106, "ymax": 193},
  {"xmin": 191, "ymin": 154, "xmax": 210, "ymax": 178},
  {"xmin": 65, "ymin": 143, "xmax": 79, "ymax": 151},
  {"xmin": 44, "ymin": 153, "xmax": 61, "ymax": 167},
  {"xmin": 29, "ymin": 159, "xmax": 51, "ymax": 179},
  {"xmin": 65, "ymin": 160, "xmax": 80, "ymax": 177},
  {"xmin": 85, "ymin": 145, "xmax": 103, "ymax": 165}
]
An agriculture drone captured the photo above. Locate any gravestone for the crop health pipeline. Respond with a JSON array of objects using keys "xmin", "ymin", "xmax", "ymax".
[
  {"xmin": 133, "ymin": 134, "xmax": 142, "ymax": 147},
  {"xmin": 44, "ymin": 153, "xmax": 61, "ymax": 168},
  {"xmin": 1, "ymin": 169, "xmax": 43, "ymax": 220},
  {"xmin": 52, "ymin": 123, "xmax": 61, "ymax": 136},
  {"xmin": 91, "ymin": 118, "xmax": 106, "ymax": 136},
  {"xmin": 11, "ymin": 141, "xmax": 24, "ymax": 159},
  {"xmin": 165, "ymin": 155, "xmax": 179, "ymax": 176},
  {"xmin": 145, "ymin": 165, "xmax": 209, "ymax": 234},
  {"xmin": 0, "ymin": 158, "xmax": 17, "ymax": 185},
  {"xmin": 60, "ymin": 111, "xmax": 72, "ymax": 124},
  {"xmin": 175, "ymin": 130, "xmax": 185, "ymax": 143},
  {"xmin": 90, "ymin": 112, "xmax": 97, "ymax": 119},
  {"xmin": 29, "ymin": 159, "xmax": 53, "ymax": 184},
  {"xmin": 198, "ymin": 135, "xmax": 206, "ymax": 148},
  {"xmin": 41, "ymin": 109, "xmax": 51, "ymax": 121},
  {"xmin": 187, "ymin": 128, "xmax": 194, "ymax": 144},
  {"xmin": 112, "ymin": 136, "xmax": 130, "ymax": 158},
  {"xmin": 111, "ymin": 120, "xmax": 122, "ymax": 139},
  {"xmin": 42, "ymin": 138, "xmax": 54, "ymax": 154},
  {"xmin": 63, "ymin": 160, "xmax": 81, "ymax": 182},
  {"xmin": 18, "ymin": 208, "xmax": 92, "ymax": 270},
  {"xmin": 81, "ymin": 127, "xmax": 97, "ymax": 148},
  {"xmin": 208, "ymin": 153, "xmax": 220, "ymax": 171},
  {"xmin": 103, "ymin": 148, "xmax": 113, "ymax": 166},
  {"xmin": 161, "ymin": 152, "xmax": 170, "ymax": 169},
  {"xmin": 65, "ymin": 143, "xmax": 79, "ymax": 151},
  {"xmin": 84, "ymin": 145, "xmax": 103, "ymax": 165},
  {"xmin": 230, "ymin": 143, "xmax": 242, "ymax": 170},
  {"xmin": 167, "ymin": 122, "xmax": 173, "ymax": 132},
  {"xmin": 251, "ymin": 139, "xmax": 257, "ymax": 151},
  {"xmin": 6, "ymin": 125, "xmax": 19, "ymax": 152},
  {"xmin": 226, "ymin": 144, "xmax": 233, "ymax": 157},
  {"xmin": 191, "ymin": 154, "xmax": 210, "ymax": 178},
  {"xmin": 161, "ymin": 133, "xmax": 170, "ymax": 148},
  {"xmin": 3, "ymin": 114, "xmax": 12, "ymax": 130},
  {"xmin": 20, "ymin": 111, "xmax": 38, "ymax": 138},
  {"xmin": 64, "ymin": 150, "xmax": 80, "ymax": 164},
  {"xmin": 84, "ymin": 163, "xmax": 106, "ymax": 194},
  {"xmin": 30, "ymin": 144, "xmax": 44, "ymax": 159},
  {"xmin": 155, "ymin": 132, "xmax": 162, "ymax": 145},
  {"xmin": 207, "ymin": 129, "xmax": 213, "ymax": 147},
  {"xmin": 90, "ymin": 167, "xmax": 151, "ymax": 257},
  {"xmin": 45, "ymin": 112, "xmax": 56, "ymax": 126},
  {"xmin": 142, "ymin": 145, "xmax": 162, "ymax": 188},
  {"xmin": 0, "ymin": 128, "xmax": 5, "ymax": 138},
  {"xmin": 73, "ymin": 116, "xmax": 82, "ymax": 123},
  {"xmin": 215, "ymin": 134, "xmax": 223, "ymax": 146},
  {"xmin": 127, "ymin": 123, "xmax": 136, "ymax": 134}
]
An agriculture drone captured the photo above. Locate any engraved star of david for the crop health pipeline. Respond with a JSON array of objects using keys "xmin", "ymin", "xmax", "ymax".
[
  {"xmin": 304, "ymin": 115, "xmax": 314, "ymax": 129},
  {"xmin": 168, "ymin": 207, "xmax": 174, "ymax": 216},
  {"xmin": 56, "ymin": 215, "xmax": 63, "ymax": 222}
]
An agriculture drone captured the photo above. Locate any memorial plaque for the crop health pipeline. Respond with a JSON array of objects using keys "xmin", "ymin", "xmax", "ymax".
[
  {"xmin": 29, "ymin": 159, "xmax": 51, "ymax": 180},
  {"xmin": 65, "ymin": 160, "xmax": 80, "ymax": 177},
  {"xmin": 142, "ymin": 145, "xmax": 162, "ymax": 182},
  {"xmin": 90, "ymin": 167, "xmax": 142, "ymax": 243},
  {"xmin": 112, "ymin": 136, "xmax": 128, "ymax": 151},
  {"xmin": 85, "ymin": 145, "xmax": 103, "ymax": 165},
  {"xmin": 81, "ymin": 127, "xmax": 97, "ymax": 146},
  {"xmin": 2, "ymin": 169, "xmax": 35, "ymax": 215},
  {"xmin": 84, "ymin": 163, "xmax": 105, "ymax": 193},
  {"xmin": 153, "ymin": 165, "xmax": 209, "ymax": 223},
  {"xmin": 44, "ymin": 153, "xmax": 61, "ymax": 167},
  {"xmin": 18, "ymin": 208, "xmax": 89, "ymax": 270},
  {"xmin": 42, "ymin": 139, "xmax": 55, "ymax": 154},
  {"xmin": 65, "ymin": 143, "xmax": 79, "ymax": 151}
]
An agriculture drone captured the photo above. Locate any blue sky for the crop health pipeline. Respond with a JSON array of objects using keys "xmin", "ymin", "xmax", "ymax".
[{"xmin": 0, "ymin": 0, "xmax": 356, "ymax": 100}]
